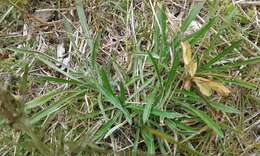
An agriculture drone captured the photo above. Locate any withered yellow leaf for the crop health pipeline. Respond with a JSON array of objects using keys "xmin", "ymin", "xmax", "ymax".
[
  {"xmin": 193, "ymin": 77, "xmax": 212, "ymax": 96},
  {"xmin": 187, "ymin": 60, "xmax": 197, "ymax": 77},
  {"xmin": 181, "ymin": 42, "xmax": 192, "ymax": 66},
  {"xmin": 207, "ymin": 81, "xmax": 231, "ymax": 97},
  {"xmin": 193, "ymin": 77, "xmax": 231, "ymax": 97}
]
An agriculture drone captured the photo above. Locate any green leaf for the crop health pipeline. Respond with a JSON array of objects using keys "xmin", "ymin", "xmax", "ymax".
[
  {"xmin": 37, "ymin": 57, "xmax": 83, "ymax": 83},
  {"xmin": 157, "ymin": 3, "xmax": 167, "ymax": 35},
  {"xmin": 183, "ymin": 103, "xmax": 224, "ymax": 137},
  {"xmin": 143, "ymin": 126, "xmax": 202, "ymax": 156},
  {"xmin": 118, "ymin": 81, "xmax": 126, "ymax": 103},
  {"xmin": 19, "ymin": 63, "xmax": 29, "ymax": 94},
  {"xmin": 181, "ymin": 2, "xmax": 204, "ymax": 32},
  {"xmin": 159, "ymin": 45, "xmax": 181, "ymax": 108},
  {"xmin": 91, "ymin": 32, "xmax": 101, "ymax": 69},
  {"xmin": 38, "ymin": 76, "xmax": 82, "ymax": 85},
  {"xmin": 156, "ymin": 3, "xmax": 168, "ymax": 59},
  {"xmin": 166, "ymin": 119, "xmax": 195, "ymax": 133},
  {"xmin": 76, "ymin": 0, "xmax": 93, "ymax": 48},
  {"xmin": 205, "ymin": 40, "xmax": 241, "ymax": 67},
  {"xmin": 186, "ymin": 18, "xmax": 216, "ymax": 45},
  {"xmin": 97, "ymin": 94, "xmax": 108, "ymax": 119},
  {"xmin": 132, "ymin": 126, "xmax": 140, "ymax": 155},
  {"xmin": 225, "ymin": 79, "xmax": 258, "ymax": 90},
  {"xmin": 127, "ymin": 76, "xmax": 155, "ymax": 101},
  {"xmin": 8, "ymin": 48, "xmax": 84, "ymax": 84},
  {"xmin": 63, "ymin": 16, "xmax": 74, "ymax": 39},
  {"xmin": 25, "ymin": 89, "xmax": 63, "ymax": 110},
  {"xmin": 147, "ymin": 52, "xmax": 163, "ymax": 88},
  {"xmin": 143, "ymin": 81, "xmax": 161, "ymax": 123},
  {"xmin": 143, "ymin": 97, "xmax": 153, "ymax": 124},
  {"xmin": 209, "ymin": 102, "xmax": 240, "ymax": 114},
  {"xmin": 141, "ymin": 127, "xmax": 155, "ymax": 154},
  {"xmin": 99, "ymin": 69, "xmax": 114, "ymax": 95},
  {"xmin": 30, "ymin": 90, "xmax": 84, "ymax": 124},
  {"xmin": 97, "ymin": 85, "xmax": 132, "ymax": 124},
  {"xmin": 98, "ymin": 69, "xmax": 132, "ymax": 124},
  {"xmin": 164, "ymin": 50, "xmax": 180, "ymax": 91},
  {"xmin": 214, "ymin": 57, "xmax": 260, "ymax": 70},
  {"xmin": 128, "ymin": 104, "xmax": 185, "ymax": 119},
  {"xmin": 93, "ymin": 112, "xmax": 120, "ymax": 141},
  {"xmin": 158, "ymin": 138, "xmax": 167, "ymax": 154}
]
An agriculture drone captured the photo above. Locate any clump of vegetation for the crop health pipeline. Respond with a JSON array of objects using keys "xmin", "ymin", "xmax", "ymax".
[{"xmin": 0, "ymin": 0, "xmax": 259, "ymax": 155}]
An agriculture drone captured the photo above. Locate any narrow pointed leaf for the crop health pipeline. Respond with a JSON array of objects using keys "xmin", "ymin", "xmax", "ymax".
[
  {"xmin": 181, "ymin": 2, "xmax": 204, "ymax": 32},
  {"xmin": 205, "ymin": 40, "xmax": 241, "ymax": 67},
  {"xmin": 186, "ymin": 18, "xmax": 216, "ymax": 44},
  {"xmin": 25, "ymin": 89, "xmax": 63, "ymax": 110},
  {"xmin": 182, "ymin": 103, "xmax": 224, "ymax": 137},
  {"xmin": 210, "ymin": 102, "xmax": 240, "ymax": 114}
]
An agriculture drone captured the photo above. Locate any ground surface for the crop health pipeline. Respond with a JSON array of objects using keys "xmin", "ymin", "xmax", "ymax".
[{"xmin": 0, "ymin": 0, "xmax": 259, "ymax": 155}]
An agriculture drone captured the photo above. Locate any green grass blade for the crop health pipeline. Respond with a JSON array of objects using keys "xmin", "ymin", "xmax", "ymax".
[
  {"xmin": 99, "ymin": 69, "xmax": 114, "ymax": 95},
  {"xmin": 157, "ymin": 3, "xmax": 168, "ymax": 59},
  {"xmin": 128, "ymin": 104, "xmax": 185, "ymax": 119},
  {"xmin": 158, "ymin": 137, "xmax": 167, "ymax": 154},
  {"xmin": 75, "ymin": 0, "xmax": 93, "ymax": 48},
  {"xmin": 181, "ymin": 2, "xmax": 204, "ymax": 32},
  {"xmin": 127, "ymin": 76, "xmax": 155, "ymax": 101},
  {"xmin": 63, "ymin": 16, "xmax": 74, "ymax": 38},
  {"xmin": 147, "ymin": 52, "xmax": 163, "ymax": 88},
  {"xmin": 225, "ymin": 79, "xmax": 258, "ymax": 90},
  {"xmin": 98, "ymin": 69, "xmax": 132, "ymax": 124},
  {"xmin": 93, "ymin": 112, "xmax": 120, "ymax": 141},
  {"xmin": 38, "ymin": 57, "xmax": 83, "ymax": 83},
  {"xmin": 143, "ymin": 103, "xmax": 152, "ymax": 124},
  {"xmin": 0, "ymin": 6, "xmax": 13, "ymax": 23},
  {"xmin": 19, "ymin": 63, "xmax": 29, "ymax": 94},
  {"xmin": 25, "ymin": 89, "xmax": 63, "ymax": 110},
  {"xmin": 164, "ymin": 50, "xmax": 180, "ymax": 91},
  {"xmin": 38, "ymin": 76, "xmax": 82, "ymax": 85},
  {"xmin": 143, "ymin": 126, "xmax": 202, "ymax": 156},
  {"xmin": 213, "ymin": 57, "xmax": 260, "ymax": 70},
  {"xmin": 165, "ymin": 119, "xmax": 195, "ymax": 133},
  {"xmin": 30, "ymin": 90, "xmax": 84, "ymax": 124},
  {"xmin": 141, "ymin": 127, "xmax": 155, "ymax": 154},
  {"xmin": 98, "ymin": 94, "xmax": 108, "ymax": 119},
  {"xmin": 132, "ymin": 126, "xmax": 140, "ymax": 155},
  {"xmin": 91, "ymin": 32, "xmax": 101, "ymax": 69},
  {"xmin": 118, "ymin": 81, "xmax": 126, "ymax": 103},
  {"xmin": 97, "ymin": 85, "xmax": 132, "ymax": 124},
  {"xmin": 159, "ymin": 47, "xmax": 181, "ymax": 108},
  {"xmin": 205, "ymin": 40, "xmax": 241, "ymax": 67},
  {"xmin": 8, "ymin": 48, "xmax": 84, "ymax": 84},
  {"xmin": 209, "ymin": 102, "xmax": 240, "ymax": 114},
  {"xmin": 183, "ymin": 103, "xmax": 224, "ymax": 137},
  {"xmin": 185, "ymin": 18, "xmax": 216, "ymax": 45},
  {"xmin": 143, "ymin": 89, "xmax": 156, "ymax": 124}
]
